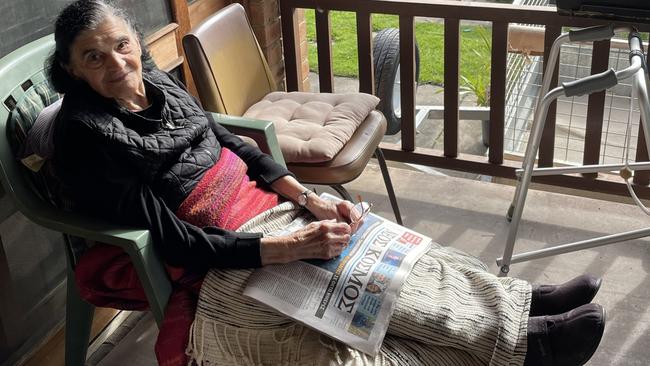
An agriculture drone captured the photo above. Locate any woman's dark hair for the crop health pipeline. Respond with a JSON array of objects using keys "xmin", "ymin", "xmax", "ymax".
[{"xmin": 47, "ymin": 0, "xmax": 155, "ymax": 93}]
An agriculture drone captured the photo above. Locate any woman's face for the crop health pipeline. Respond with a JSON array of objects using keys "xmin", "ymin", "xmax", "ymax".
[{"xmin": 67, "ymin": 15, "xmax": 144, "ymax": 101}]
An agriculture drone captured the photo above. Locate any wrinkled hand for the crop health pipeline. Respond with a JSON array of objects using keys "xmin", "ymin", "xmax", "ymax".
[
  {"xmin": 260, "ymin": 220, "xmax": 352, "ymax": 265},
  {"xmin": 308, "ymin": 198, "xmax": 362, "ymax": 233},
  {"xmin": 291, "ymin": 220, "xmax": 352, "ymax": 260}
]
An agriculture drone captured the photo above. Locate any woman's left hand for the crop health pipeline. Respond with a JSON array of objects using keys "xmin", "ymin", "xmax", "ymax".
[
  {"xmin": 268, "ymin": 176, "xmax": 363, "ymax": 232},
  {"xmin": 308, "ymin": 197, "xmax": 361, "ymax": 233}
]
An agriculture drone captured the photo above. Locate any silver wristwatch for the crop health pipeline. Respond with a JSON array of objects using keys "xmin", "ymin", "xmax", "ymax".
[{"xmin": 297, "ymin": 189, "xmax": 313, "ymax": 207}]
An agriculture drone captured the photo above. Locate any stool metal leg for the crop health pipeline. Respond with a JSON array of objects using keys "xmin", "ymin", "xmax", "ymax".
[
  {"xmin": 332, "ymin": 149, "xmax": 403, "ymax": 226},
  {"xmin": 375, "ymin": 148, "xmax": 403, "ymax": 225},
  {"xmin": 332, "ymin": 184, "xmax": 354, "ymax": 202}
]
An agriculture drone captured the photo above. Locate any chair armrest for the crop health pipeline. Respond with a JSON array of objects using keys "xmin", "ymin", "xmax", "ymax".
[
  {"xmin": 29, "ymin": 203, "xmax": 151, "ymax": 249},
  {"xmin": 210, "ymin": 112, "xmax": 286, "ymax": 168},
  {"xmin": 24, "ymin": 202, "xmax": 171, "ymax": 323}
]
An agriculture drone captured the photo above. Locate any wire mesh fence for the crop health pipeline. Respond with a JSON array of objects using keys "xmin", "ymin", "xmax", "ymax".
[{"xmin": 504, "ymin": 0, "xmax": 642, "ymax": 167}]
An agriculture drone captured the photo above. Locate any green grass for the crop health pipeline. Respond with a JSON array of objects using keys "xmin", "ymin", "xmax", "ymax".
[{"xmin": 305, "ymin": 11, "xmax": 492, "ymax": 86}]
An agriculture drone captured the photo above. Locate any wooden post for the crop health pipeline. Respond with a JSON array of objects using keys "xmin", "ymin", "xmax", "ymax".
[
  {"xmin": 280, "ymin": 4, "xmax": 301, "ymax": 91},
  {"xmin": 357, "ymin": 11, "xmax": 374, "ymax": 95},
  {"xmin": 399, "ymin": 15, "xmax": 416, "ymax": 152},
  {"xmin": 444, "ymin": 18, "xmax": 459, "ymax": 158},
  {"xmin": 582, "ymin": 40, "xmax": 610, "ymax": 178},
  {"xmin": 538, "ymin": 25, "xmax": 561, "ymax": 167},
  {"xmin": 488, "ymin": 22, "xmax": 508, "ymax": 164},
  {"xmin": 169, "ymin": 0, "xmax": 197, "ymax": 96},
  {"xmin": 315, "ymin": 9, "xmax": 334, "ymax": 92}
]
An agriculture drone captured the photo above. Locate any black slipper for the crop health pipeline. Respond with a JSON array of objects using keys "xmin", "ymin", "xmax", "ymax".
[
  {"xmin": 530, "ymin": 274, "xmax": 602, "ymax": 316},
  {"xmin": 525, "ymin": 303, "xmax": 606, "ymax": 366}
]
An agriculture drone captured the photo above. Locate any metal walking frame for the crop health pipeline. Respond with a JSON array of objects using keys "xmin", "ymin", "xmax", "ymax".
[{"xmin": 496, "ymin": 23, "xmax": 650, "ymax": 276}]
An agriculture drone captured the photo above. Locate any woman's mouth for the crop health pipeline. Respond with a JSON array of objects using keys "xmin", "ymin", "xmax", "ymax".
[{"xmin": 108, "ymin": 71, "xmax": 131, "ymax": 83}]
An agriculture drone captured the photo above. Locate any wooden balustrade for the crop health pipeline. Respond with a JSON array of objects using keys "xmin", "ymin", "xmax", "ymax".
[
  {"xmin": 444, "ymin": 18, "xmax": 459, "ymax": 158},
  {"xmin": 538, "ymin": 25, "xmax": 561, "ymax": 168},
  {"xmin": 279, "ymin": 0, "xmax": 650, "ymax": 198},
  {"xmin": 357, "ymin": 11, "xmax": 375, "ymax": 95},
  {"xmin": 399, "ymin": 14, "xmax": 416, "ymax": 151},
  {"xmin": 315, "ymin": 9, "xmax": 334, "ymax": 93},
  {"xmin": 489, "ymin": 21, "xmax": 508, "ymax": 164},
  {"xmin": 582, "ymin": 40, "xmax": 611, "ymax": 179}
]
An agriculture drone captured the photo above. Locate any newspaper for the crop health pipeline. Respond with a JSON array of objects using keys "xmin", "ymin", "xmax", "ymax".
[{"xmin": 243, "ymin": 193, "xmax": 432, "ymax": 355}]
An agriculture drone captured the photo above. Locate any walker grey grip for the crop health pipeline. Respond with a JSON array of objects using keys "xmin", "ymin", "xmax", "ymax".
[
  {"xmin": 568, "ymin": 25, "xmax": 615, "ymax": 42},
  {"xmin": 562, "ymin": 69, "xmax": 618, "ymax": 97}
]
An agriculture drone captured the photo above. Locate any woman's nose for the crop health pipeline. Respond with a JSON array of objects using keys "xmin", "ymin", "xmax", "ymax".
[{"xmin": 105, "ymin": 51, "xmax": 127, "ymax": 69}]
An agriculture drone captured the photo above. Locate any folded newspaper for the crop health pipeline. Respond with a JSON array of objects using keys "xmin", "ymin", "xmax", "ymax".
[{"xmin": 243, "ymin": 193, "xmax": 432, "ymax": 355}]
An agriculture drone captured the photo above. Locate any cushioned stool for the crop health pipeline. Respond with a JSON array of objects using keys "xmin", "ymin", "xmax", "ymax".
[{"xmin": 183, "ymin": 3, "xmax": 402, "ymax": 223}]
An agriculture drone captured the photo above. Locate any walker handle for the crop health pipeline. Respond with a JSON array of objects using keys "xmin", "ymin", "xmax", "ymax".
[
  {"xmin": 562, "ymin": 69, "xmax": 618, "ymax": 97},
  {"xmin": 568, "ymin": 25, "xmax": 615, "ymax": 42}
]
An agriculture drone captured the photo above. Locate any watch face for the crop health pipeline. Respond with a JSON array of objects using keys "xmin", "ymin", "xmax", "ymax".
[{"xmin": 298, "ymin": 193, "xmax": 308, "ymax": 206}]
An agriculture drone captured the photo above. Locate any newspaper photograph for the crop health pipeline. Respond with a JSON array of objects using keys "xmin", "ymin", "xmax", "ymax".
[{"xmin": 243, "ymin": 193, "xmax": 432, "ymax": 355}]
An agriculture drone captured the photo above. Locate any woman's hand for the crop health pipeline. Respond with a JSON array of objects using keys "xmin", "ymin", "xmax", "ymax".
[
  {"xmin": 260, "ymin": 220, "xmax": 352, "ymax": 265},
  {"xmin": 307, "ymin": 196, "xmax": 362, "ymax": 233},
  {"xmin": 268, "ymin": 176, "xmax": 362, "ymax": 231}
]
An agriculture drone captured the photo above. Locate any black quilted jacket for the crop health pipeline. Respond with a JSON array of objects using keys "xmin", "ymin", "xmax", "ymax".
[{"xmin": 53, "ymin": 70, "xmax": 291, "ymax": 270}]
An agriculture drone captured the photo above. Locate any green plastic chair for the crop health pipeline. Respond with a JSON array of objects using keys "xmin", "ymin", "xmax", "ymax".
[{"xmin": 0, "ymin": 35, "xmax": 285, "ymax": 365}]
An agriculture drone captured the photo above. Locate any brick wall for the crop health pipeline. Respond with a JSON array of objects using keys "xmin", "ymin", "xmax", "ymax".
[{"xmin": 241, "ymin": 0, "xmax": 310, "ymax": 91}]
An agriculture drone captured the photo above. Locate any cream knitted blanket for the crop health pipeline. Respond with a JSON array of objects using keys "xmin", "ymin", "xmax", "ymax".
[{"xmin": 187, "ymin": 202, "xmax": 531, "ymax": 366}]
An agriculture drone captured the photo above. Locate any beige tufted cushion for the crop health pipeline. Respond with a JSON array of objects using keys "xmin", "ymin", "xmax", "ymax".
[{"xmin": 243, "ymin": 91, "xmax": 380, "ymax": 163}]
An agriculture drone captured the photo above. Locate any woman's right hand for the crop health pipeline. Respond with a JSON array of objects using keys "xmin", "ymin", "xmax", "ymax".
[{"xmin": 260, "ymin": 220, "xmax": 352, "ymax": 265}]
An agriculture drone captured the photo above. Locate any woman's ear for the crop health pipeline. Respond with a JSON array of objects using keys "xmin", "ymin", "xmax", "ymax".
[
  {"xmin": 61, "ymin": 62, "xmax": 77, "ymax": 79},
  {"xmin": 59, "ymin": 61, "xmax": 75, "ymax": 77}
]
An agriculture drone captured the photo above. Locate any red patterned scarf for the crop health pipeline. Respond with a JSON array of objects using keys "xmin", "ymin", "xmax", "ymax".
[{"xmin": 176, "ymin": 147, "xmax": 279, "ymax": 230}]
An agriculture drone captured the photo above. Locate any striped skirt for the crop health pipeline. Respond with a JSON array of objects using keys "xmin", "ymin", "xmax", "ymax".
[{"xmin": 187, "ymin": 202, "xmax": 531, "ymax": 366}]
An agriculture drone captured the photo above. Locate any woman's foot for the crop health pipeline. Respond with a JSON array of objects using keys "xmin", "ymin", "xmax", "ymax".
[
  {"xmin": 530, "ymin": 274, "xmax": 602, "ymax": 316},
  {"xmin": 525, "ymin": 303, "xmax": 606, "ymax": 366}
]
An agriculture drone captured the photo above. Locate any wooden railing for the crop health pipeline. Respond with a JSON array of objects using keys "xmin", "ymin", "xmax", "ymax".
[{"xmin": 279, "ymin": 0, "xmax": 650, "ymax": 198}]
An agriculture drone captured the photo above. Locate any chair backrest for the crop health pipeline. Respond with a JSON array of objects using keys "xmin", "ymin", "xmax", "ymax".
[
  {"xmin": 183, "ymin": 3, "xmax": 276, "ymax": 116},
  {"xmin": 0, "ymin": 35, "xmax": 60, "ymax": 219}
]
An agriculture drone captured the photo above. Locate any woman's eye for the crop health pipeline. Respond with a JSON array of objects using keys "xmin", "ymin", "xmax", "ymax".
[
  {"xmin": 85, "ymin": 53, "xmax": 103, "ymax": 68},
  {"xmin": 117, "ymin": 41, "xmax": 131, "ymax": 52}
]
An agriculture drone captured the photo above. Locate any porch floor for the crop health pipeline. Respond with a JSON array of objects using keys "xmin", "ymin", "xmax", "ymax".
[{"xmin": 95, "ymin": 163, "xmax": 650, "ymax": 366}]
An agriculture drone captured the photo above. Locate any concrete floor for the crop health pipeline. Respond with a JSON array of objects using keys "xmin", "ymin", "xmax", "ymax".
[
  {"xmin": 94, "ymin": 163, "xmax": 650, "ymax": 366},
  {"xmin": 350, "ymin": 164, "xmax": 650, "ymax": 366}
]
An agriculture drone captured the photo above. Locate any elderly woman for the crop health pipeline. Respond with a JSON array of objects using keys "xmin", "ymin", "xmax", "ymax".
[{"xmin": 48, "ymin": 1, "xmax": 605, "ymax": 365}]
